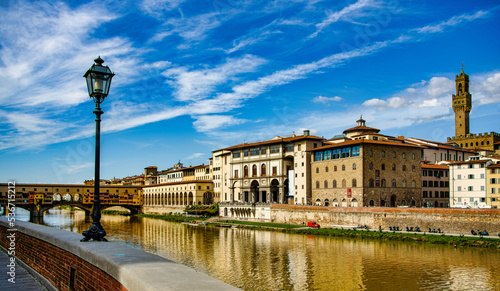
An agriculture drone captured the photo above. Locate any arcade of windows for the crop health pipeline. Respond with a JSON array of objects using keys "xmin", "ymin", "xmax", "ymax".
[
  {"xmin": 241, "ymin": 164, "xmax": 270, "ymax": 178},
  {"xmin": 314, "ymin": 146, "xmax": 360, "ymax": 161}
]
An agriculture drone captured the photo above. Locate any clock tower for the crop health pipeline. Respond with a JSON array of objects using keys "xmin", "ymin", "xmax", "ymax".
[{"xmin": 452, "ymin": 65, "xmax": 471, "ymax": 137}]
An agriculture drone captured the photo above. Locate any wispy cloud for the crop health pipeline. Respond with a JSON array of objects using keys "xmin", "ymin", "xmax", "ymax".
[
  {"xmin": 192, "ymin": 115, "xmax": 247, "ymax": 132},
  {"xmin": 313, "ymin": 95, "xmax": 342, "ymax": 103},
  {"xmin": 0, "ymin": 1, "xmax": 497, "ymax": 154},
  {"xmin": 414, "ymin": 10, "xmax": 489, "ymax": 34},
  {"xmin": 163, "ymin": 54, "xmax": 267, "ymax": 101},
  {"xmin": 309, "ymin": 0, "xmax": 375, "ymax": 39},
  {"xmin": 185, "ymin": 152, "xmax": 205, "ymax": 160}
]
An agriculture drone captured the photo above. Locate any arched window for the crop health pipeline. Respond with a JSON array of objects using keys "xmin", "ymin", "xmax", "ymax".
[
  {"xmin": 333, "ymin": 180, "xmax": 337, "ymax": 188},
  {"xmin": 381, "ymin": 179, "xmax": 386, "ymax": 187},
  {"xmin": 412, "ymin": 165, "xmax": 415, "ymax": 172},
  {"xmin": 412, "ymin": 153, "xmax": 415, "ymax": 160},
  {"xmin": 402, "ymin": 165, "xmax": 406, "ymax": 171},
  {"xmin": 334, "ymin": 166, "xmax": 337, "ymax": 171},
  {"xmin": 381, "ymin": 164, "xmax": 385, "ymax": 170},
  {"xmin": 392, "ymin": 164, "xmax": 396, "ymax": 171},
  {"xmin": 402, "ymin": 179, "xmax": 407, "ymax": 187},
  {"xmin": 393, "ymin": 151, "xmax": 396, "ymax": 158},
  {"xmin": 353, "ymin": 163, "xmax": 356, "ymax": 170},
  {"xmin": 316, "ymin": 167, "xmax": 319, "ymax": 173},
  {"xmin": 369, "ymin": 179, "xmax": 374, "ymax": 187},
  {"xmin": 316, "ymin": 181, "xmax": 320, "ymax": 188},
  {"xmin": 402, "ymin": 153, "xmax": 406, "ymax": 159},
  {"xmin": 252, "ymin": 165, "xmax": 257, "ymax": 177},
  {"xmin": 342, "ymin": 165, "xmax": 345, "ymax": 171},
  {"xmin": 352, "ymin": 179, "xmax": 357, "ymax": 187},
  {"xmin": 411, "ymin": 180, "xmax": 416, "ymax": 188},
  {"xmin": 342, "ymin": 179, "xmax": 346, "ymax": 188},
  {"xmin": 325, "ymin": 166, "xmax": 329, "ymax": 172},
  {"xmin": 392, "ymin": 179, "xmax": 396, "ymax": 187},
  {"xmin": 324, "ymin": 180, "xmax": 328, "ymax": 188},
  {"xmin": 369, "ymin": 200, "xmax": 375, "ymax": 206},
  {"xmin": 244, "ymin": 166, "xmax": 249, "ymax": 177},
  {"xmin": 261, "ymin": 164, "xmax": 266, "ymax": 176},
  {"xmin": 369, "ymin": 163, "xmax": 373, "ymax": 170}
]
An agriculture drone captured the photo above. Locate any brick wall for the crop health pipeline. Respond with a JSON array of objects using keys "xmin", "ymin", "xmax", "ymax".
[
  {"xmin": 271, "ymin": 204, "xmax": 500, "ymax": 234},
  {"xmin": 0, "ymin": 225, "xmax": 126, "ymax": 291}
]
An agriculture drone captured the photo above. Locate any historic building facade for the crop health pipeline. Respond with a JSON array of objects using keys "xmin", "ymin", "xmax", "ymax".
[
  {"xmin": 448, "ymin": 156, "xmax": 498, "ymax": 208},
  {"xmin": 447, "ymin": 66, "xmax": 500, "ymax": 152},
  {"xmin": 143, "ymin": 180, "xmax": 213, "ymax": 207},
  {"xmin": 405, "ymin": 138, "xmax": 476, "ymax": 163},
  {"xmin": 212, "ymin": 131, "xmax": 324, "ymax": 205},
  {"xmin": 421, "ymin": 163, "xmax": 449, "ymax": 208},
  {"xmin": 486, "ymin": 163, "xmax": 500, "ymax": 209},
  {"xmin": 310, "ymin": 119, "xmax": 422, "ymax": 207}
]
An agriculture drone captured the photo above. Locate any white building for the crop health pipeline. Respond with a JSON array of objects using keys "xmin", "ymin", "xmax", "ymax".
[
  {"xmin": 405, "ymin": 137, "xmax": 477, "ymax": 163},
  {"xmin": 212, "ymin": 130, "xmax": 324, "ymax": 205},
  {"xmin": 448, "ymin": 156, "xmax": 499, "ymax": 208}
]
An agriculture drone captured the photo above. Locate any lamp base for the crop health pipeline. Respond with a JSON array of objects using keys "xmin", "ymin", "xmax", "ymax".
[{"xmin": 81, "ymin": 222, "xmax": 108, "ymax": 242}]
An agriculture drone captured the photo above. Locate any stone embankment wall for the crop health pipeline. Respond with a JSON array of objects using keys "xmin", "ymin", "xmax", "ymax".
[
  {"xmin": 271, "ymin": 205, "xmax": 500, "ymax": 234},
  {"xmin": 142, "ymin": 206, "xmax": 185, "ymax": 215},
  {"xmin": 0, "ymin": 218, "xmax": 239, "ymax": 291}
]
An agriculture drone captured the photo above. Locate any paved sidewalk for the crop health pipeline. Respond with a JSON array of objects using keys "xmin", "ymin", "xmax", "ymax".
[{"xmin": 0, "ymin": 247, "xmax": 50, "ymax": 291}]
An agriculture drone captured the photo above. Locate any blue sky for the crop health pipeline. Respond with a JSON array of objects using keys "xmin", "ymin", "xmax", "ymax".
[{"xmin": 1, "ymin": 0, "xmax": 499, "ymax": 184}]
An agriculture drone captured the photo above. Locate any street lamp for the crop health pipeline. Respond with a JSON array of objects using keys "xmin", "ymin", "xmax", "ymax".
[{"xmin": 81, "ymin": 57, "xmax": 114, "ymax": 242}]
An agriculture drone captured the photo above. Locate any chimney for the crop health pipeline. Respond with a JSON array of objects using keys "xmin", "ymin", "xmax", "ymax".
[{"xmin": 304, "ymin": 129, "xmax": 310, "ymax": 136}]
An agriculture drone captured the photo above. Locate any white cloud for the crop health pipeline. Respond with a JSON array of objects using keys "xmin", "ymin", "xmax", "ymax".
[
  {"xmin": 66, "ymin": 162, "xmax": 93, "ymax": 175},
  {"xmin": 141, "ymin": 0, "xmax": 186, "ymax": 16},
  {"xmin": 426, "ymin": 77, "xmax": 454, "ymax": 98},
  {"xmin": 192, "ymin": 115, "xmax": 247, "ymax": 132},
  {"xmin": 185, "ymin": 152, "xmax": 205, "ymax": 160},
  {"xmin": 415, "ymin": 10, "xmax": 489, "ymax": 34},
  {"xmin": 472, "ymin": 72, "xmax": 500, "ymax": 106},
  {"xmin": 309, "ymin": 0, "xmax": 375, "ymax": 39},
  {"xmin": 313, "ymin": 95, "xmax": 342, "ymax": 103},
  {"xmin": 163, "ymin": 54, "xmax": 267, "ymax": 102}
]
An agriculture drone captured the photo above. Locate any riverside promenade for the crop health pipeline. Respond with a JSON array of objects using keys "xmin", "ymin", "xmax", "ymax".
[
  {"xmin": 0, "ymin": 247, "xmax": 51, "ymax": 290},
  {"xmin": 0, "ymin": 217, "xmax": 239, "ymax": 291}
]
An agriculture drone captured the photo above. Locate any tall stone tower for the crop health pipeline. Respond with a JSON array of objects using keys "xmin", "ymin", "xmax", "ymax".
[{"xmin": 452, "ymin": 65, "xmax": 472, "ymax": 137}]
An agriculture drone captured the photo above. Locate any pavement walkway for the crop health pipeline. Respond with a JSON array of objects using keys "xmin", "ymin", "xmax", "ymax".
[{"xmin": 0, "ymin": 247, "xmax": 51, "ymax": 291}]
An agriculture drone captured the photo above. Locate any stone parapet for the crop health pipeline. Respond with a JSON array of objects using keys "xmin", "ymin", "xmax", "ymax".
[
  {"xmin": 270, "ymin": 204, "xmax": 500, "ymax": 234},
  {"xmin": 0, "ymin": 217, "xmax": 239, "ymax": 291}
]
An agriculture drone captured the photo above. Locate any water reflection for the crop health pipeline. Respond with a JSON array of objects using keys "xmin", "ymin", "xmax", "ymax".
[{"xmin": 14, "ymin": 209, "xmax": 500, "ymax": 290}]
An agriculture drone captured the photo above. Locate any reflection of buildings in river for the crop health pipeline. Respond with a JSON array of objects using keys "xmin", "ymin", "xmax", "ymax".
[
  {"xmin": 448, "ymin": 267, "xmax": 490, "ymax": 290},
  {"xmin": 98, "ymin": 216, "xmax": 500, "ymax": 291}
]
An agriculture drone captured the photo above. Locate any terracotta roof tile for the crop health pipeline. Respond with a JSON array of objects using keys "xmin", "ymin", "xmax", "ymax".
[{"xmin": 217, "ymin": 135, "xmax": 324, "ymax": 151}]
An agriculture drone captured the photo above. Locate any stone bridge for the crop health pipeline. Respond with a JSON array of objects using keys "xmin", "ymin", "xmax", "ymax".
[{"xmin": 0, "ymin": 183, "xmax": 143, "ymax": 221}]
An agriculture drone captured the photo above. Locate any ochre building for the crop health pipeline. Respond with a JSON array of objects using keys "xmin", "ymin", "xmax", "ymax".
[{"xmin": 310, "ymin": 118, "xmax": 422, "ymax": 207}]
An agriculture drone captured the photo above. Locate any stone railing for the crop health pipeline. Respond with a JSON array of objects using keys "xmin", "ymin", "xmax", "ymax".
[{"xmin": 0, "ymin": 217, "xmax": 239, "ymax": 291}]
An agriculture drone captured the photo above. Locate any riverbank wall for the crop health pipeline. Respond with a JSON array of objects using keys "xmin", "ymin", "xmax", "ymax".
[
  {"xmin": 142, "ymin": 205, "xmax": 185, "ymax": 215},
  {"xmin": 0, "ymin": 217, "xmax": 238, "ymax": 291},
  {"xmin": 271, "ymin": 205, "xmax": 500, "ymax": 235}
]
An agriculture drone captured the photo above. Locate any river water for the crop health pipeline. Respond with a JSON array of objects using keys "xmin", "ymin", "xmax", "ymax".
[{"xmin": 17, "ymin": 209, "xmax": 500, "ymax": 290}]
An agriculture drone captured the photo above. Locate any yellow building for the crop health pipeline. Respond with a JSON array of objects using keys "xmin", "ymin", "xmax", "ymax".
[
  {"xmin": 143, "ymin": 180, "xmax": 214, "ymax": 206},
  {"xmin": 486, "ymin": 163, "xmax": 500, "ymax": 208}
]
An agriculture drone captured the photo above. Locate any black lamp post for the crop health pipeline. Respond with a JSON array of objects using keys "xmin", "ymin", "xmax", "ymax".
[{"xmin": 81, "ymin": 56, "xmax": 114, "ymax": 242}]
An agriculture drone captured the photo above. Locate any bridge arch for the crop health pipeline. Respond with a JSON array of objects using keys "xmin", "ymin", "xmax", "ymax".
[{"xmin": 63, "ymin": 193, "xmax": 72, "ymax": 202}]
